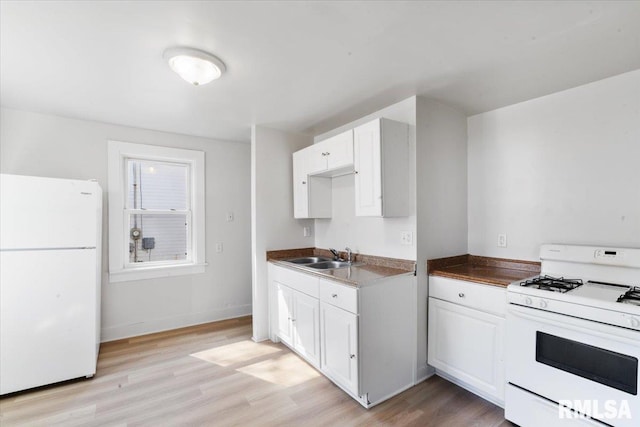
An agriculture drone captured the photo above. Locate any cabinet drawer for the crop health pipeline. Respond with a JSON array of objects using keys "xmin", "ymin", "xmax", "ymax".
[
  {"xmin": 429, "ymin": 276, "xmax": 506, "ymax": 317},
  {"xmin": 272, "ymin": 265, "xmax": 319, "ymax": 298},
  {"xmin": 319, "ymin": 279, "xmax": 358, "ymax": 314}
]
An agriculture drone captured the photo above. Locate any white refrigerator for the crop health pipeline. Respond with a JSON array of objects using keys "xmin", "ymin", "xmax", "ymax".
[{"xmin": 0, "ymin": 174, "xmax": 102, "ymax": 395}]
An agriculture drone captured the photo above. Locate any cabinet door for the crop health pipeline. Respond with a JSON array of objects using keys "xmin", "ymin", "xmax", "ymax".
[
  {"xmin": 324, "ymin": 130, "xmax": 354, "ymax": 171},
  {"xmin": 428, "ymin": 297, "xmax": 505, "ymax": 402},
  {"xmin": 353, "ymin": 119, "xmax": 382, "ymax": 216},
  {"xmin": 320, "ymin": 302, "xmax": 359, "ymax": 394},
  {"xmin": 292, "ymin": 151, "xmax": 309, "ymax": 218},
  {"xmin": 276, "ymin": 283, "xmax": 294, "ymax": 346},
  {"xmin": 292, "ymin": 291, "xmax": 320, "ymax": 367},
  {"xmin": 306, "ymin": 143, "xmax": 328, "ymax": 175}
]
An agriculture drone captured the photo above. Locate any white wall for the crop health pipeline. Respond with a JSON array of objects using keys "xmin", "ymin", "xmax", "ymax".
[
  {"xmin": 416, "ymin": 96, "xmax": 468, "ymax": 380},
  {"xmin": 0, "ymin": 108, "xmax": 252, "ymax": 341},
  {"xmin": 313, "ymin": 97, "xmax": 417, "ymax": 260},
  {"xmin": 251, "ymin": 125, "xmax": 314, "ymax": 341},
  {"xmin": 468, "ymin": 69, "xmax": 640, "ymax": 260}
]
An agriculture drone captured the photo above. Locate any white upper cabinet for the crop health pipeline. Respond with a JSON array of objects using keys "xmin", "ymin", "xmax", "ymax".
[
  {"xmin": 354, "ymin": 118, "xmax": 410, "ymax": 217},
  {"xmin": 323, "ymin": 130, "xmax": 354, "ymax": 172},
  {"xmin": 292, "ymin": 150, "xmax": 310, "ymax": 219},
  {"xmin": 292, "ymin": 149, "xmax": 332, "ymax": 219},
  {"xmin": 292, "ymin": 118, "xmax": 410, "ymax": 219},
  {"xmin": 306, "ymin": 143, "xmax": 328, "ymax": 175},
  {"xmin": 307, "ymin": 130, "xmax": 354, "ymax": 176},
  {"xmin": 292, "ymin": 130, "xmax": 353, "ymax": 219}
]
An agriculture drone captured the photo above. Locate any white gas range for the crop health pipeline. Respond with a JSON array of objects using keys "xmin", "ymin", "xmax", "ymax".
[{"xmin": 505, "ymin": 244, "xmax": 640, "ymax": 427}]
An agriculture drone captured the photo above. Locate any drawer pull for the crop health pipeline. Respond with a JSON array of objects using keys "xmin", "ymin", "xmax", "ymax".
[
  {"xmin": 458, "ymin": 293, "xmax": 465, "ymax": 298},
  {"xmin": 332, "ymin": 293, "xmax": 338, "ymax": 298}
]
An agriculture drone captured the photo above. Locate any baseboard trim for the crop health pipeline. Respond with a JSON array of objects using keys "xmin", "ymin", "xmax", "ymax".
[
  {"xmin": 415, "ymin": 363, "xmax": 433, "ymax": 383},
  {"xmin": 100, "ymin": 304, "xmax": 252, "ymax": 342}
]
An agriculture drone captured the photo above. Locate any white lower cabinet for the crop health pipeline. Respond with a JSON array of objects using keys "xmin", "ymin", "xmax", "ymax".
[
  {"xmin": 428, "ymin": 276, "xmax": 506, "ymax": 406},
  {"xmin": 276, "ymin": 283, "xmax": 294, "ymax": 346},
  {"xmin": 320, "ymin": 299, "xmax": 358, "ymax": 395},
  {"xmin": 268, "ymin": 263, "xmax": 416, "ymax": 408},
  {"xmin": 275, "ymin": 282, "xmax": 320, "ymax": 367},
  {"xmin": 292, "ymin": 291, "xmax": 320, "ymax": 366}
]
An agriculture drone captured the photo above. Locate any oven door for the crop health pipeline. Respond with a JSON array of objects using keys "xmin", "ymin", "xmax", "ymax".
[{"xmin": 506, "ymin": 304, "xmax": 639, "ymax": 427}]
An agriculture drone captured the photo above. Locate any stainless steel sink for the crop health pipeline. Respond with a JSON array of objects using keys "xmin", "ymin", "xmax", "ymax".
[
  {"xmin": 284, "ymin": 256, "xmax": 332, "ymax": 264},
  {"xmin": 304, "ymin": 261, "xmax": 352, "ymax": 270}
]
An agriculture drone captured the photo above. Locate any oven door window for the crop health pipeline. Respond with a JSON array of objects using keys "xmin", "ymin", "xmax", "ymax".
[{"xmin": 536, "ymin": 331, "xmax": 638, "ymax": 395}]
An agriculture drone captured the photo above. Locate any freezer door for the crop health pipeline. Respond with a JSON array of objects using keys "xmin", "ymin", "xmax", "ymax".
[
  {"xmin": 0, "ymin": 174, "xmax": 101, "ymax": 249},
  {"xmin": 0, "ymin": 249, "xmax": 98, "ymax": 394}
]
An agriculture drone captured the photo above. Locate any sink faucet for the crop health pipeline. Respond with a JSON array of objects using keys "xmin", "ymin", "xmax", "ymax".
[
  {"xmin": 345, "ymin": 247, "xmax": 352, "ymax": 264},
  {"xmin": 329, "ymin": 248, "xmax": 341, "ymax": 261}
]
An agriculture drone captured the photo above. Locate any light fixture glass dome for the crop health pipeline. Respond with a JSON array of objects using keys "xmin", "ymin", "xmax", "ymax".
[{"xmin": 163, "ymin": 47, "xmax": 226, "ymax": 86}]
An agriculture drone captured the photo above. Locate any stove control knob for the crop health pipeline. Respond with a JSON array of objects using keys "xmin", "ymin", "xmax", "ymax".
[
  {"xmin": 629, "ymin": 317, "xmax": 640, "ymax": 329},
  {"xmin": 539, "ymin": 299, "xmax": 548, "ymax": 309},
  {"xmin": 524, "ymin": 297, "xmax": 532, "ymax": 306}
]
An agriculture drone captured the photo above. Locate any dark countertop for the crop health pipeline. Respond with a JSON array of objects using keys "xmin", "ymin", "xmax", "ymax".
[
  {"xmin": 267, "ymin": 248, "xmax": 416, "ymax": 287},
  {"xmin": 427, "ymin": 254, "xmax": 540, "ymax": 287}
]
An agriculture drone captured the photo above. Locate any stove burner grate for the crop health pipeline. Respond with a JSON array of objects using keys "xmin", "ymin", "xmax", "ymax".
[
  {"xmin": 617, "ymin": 287, "xmax": 640, "ymax": 305},
  {"xmin": 520, "ymin": 275, "xmax": 583, "ymax": 293}
]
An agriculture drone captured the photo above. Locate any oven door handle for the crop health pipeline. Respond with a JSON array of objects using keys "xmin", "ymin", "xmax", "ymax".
[{"xmin": 507, "ymin": 305, "xmax": 640, "ymax": 345}]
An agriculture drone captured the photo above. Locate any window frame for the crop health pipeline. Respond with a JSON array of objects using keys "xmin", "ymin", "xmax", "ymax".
[{"xmin": 108, "ymin": 140, "xmax": 206, "ymax": 283}]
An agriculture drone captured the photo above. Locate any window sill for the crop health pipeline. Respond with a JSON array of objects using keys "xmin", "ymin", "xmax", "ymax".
[{"xmin": 109, "ymin": 263, "xmax": 208, "ymax": 283}]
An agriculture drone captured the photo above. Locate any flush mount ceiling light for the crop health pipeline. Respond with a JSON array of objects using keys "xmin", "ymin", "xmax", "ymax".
[{"xmin": 163, "ymin": 47, "xmax": 226, "ymax": 86}]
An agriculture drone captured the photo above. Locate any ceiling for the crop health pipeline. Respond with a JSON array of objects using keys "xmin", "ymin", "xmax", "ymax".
[{"xmin": 1, "ymin": 1, "xmax": 639, "ymax": 142}]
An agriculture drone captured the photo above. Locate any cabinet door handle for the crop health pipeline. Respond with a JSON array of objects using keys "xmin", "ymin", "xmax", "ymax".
[
  {"xmin": 332, "ymin": 293, "xmax": 338, "ymax": 298},
  {"xmin": 302, "ymin": 181, "xmax": 306, "ymax": 184},
  {"xmin": 354, "ymin": 170, "xmax": 358, "ymax": 174},
  {"xmin": 458, "ymin": 293, "xmax": 465, "ymax": 298},
  {"xmin": 350, "ymin": 354, "xmax": 356, "ymax": 359}
]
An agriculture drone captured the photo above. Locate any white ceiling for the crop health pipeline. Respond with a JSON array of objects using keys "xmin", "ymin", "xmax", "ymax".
[{"xmin": 1, "ymin": 1, "xmax": 639, "ymax": 142}]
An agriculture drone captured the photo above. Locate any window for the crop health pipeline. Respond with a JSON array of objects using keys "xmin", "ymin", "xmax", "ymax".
[{"xmin": 108, "ymin": 141, "xmax": 206, "ymax": 282}]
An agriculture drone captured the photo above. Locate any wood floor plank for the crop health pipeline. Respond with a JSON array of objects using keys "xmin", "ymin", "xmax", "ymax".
[{"xmin": 0, "ymin": 316, "xmax": 511, "ymax": 426}]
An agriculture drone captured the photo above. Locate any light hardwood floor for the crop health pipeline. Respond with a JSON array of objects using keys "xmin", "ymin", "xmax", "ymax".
[{"xmin": 0, "ymin": 316, "xmax": 512, "ymax": 426}]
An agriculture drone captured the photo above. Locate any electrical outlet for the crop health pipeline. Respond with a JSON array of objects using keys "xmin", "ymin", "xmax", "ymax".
[
  {"xmin": 216, "ymin": 243, "xmax": 223, "ymax": 253},
  {"xmin": 401, "ymin": 231, "xmax": 413, "ymax": 245},
  {"xmin": 498, "ymin": 234, "xmax": 507, "ymax": 248},
  {"xmin": 303, "ymin": 226, "xmax": 311, "ymax": 237},
  {"xmin": 226, "ymin": 212, "xmax": 234, "ymax": 222}
]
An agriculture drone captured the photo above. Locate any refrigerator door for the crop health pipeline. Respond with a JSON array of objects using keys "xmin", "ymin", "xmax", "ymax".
[
  {"xmin": 0, "ymin": 249, "xmax": 98, "ymax": 394},
  {"xmin": 0, "ymin": 174, "xmax": 101, "ymax": 250}
]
